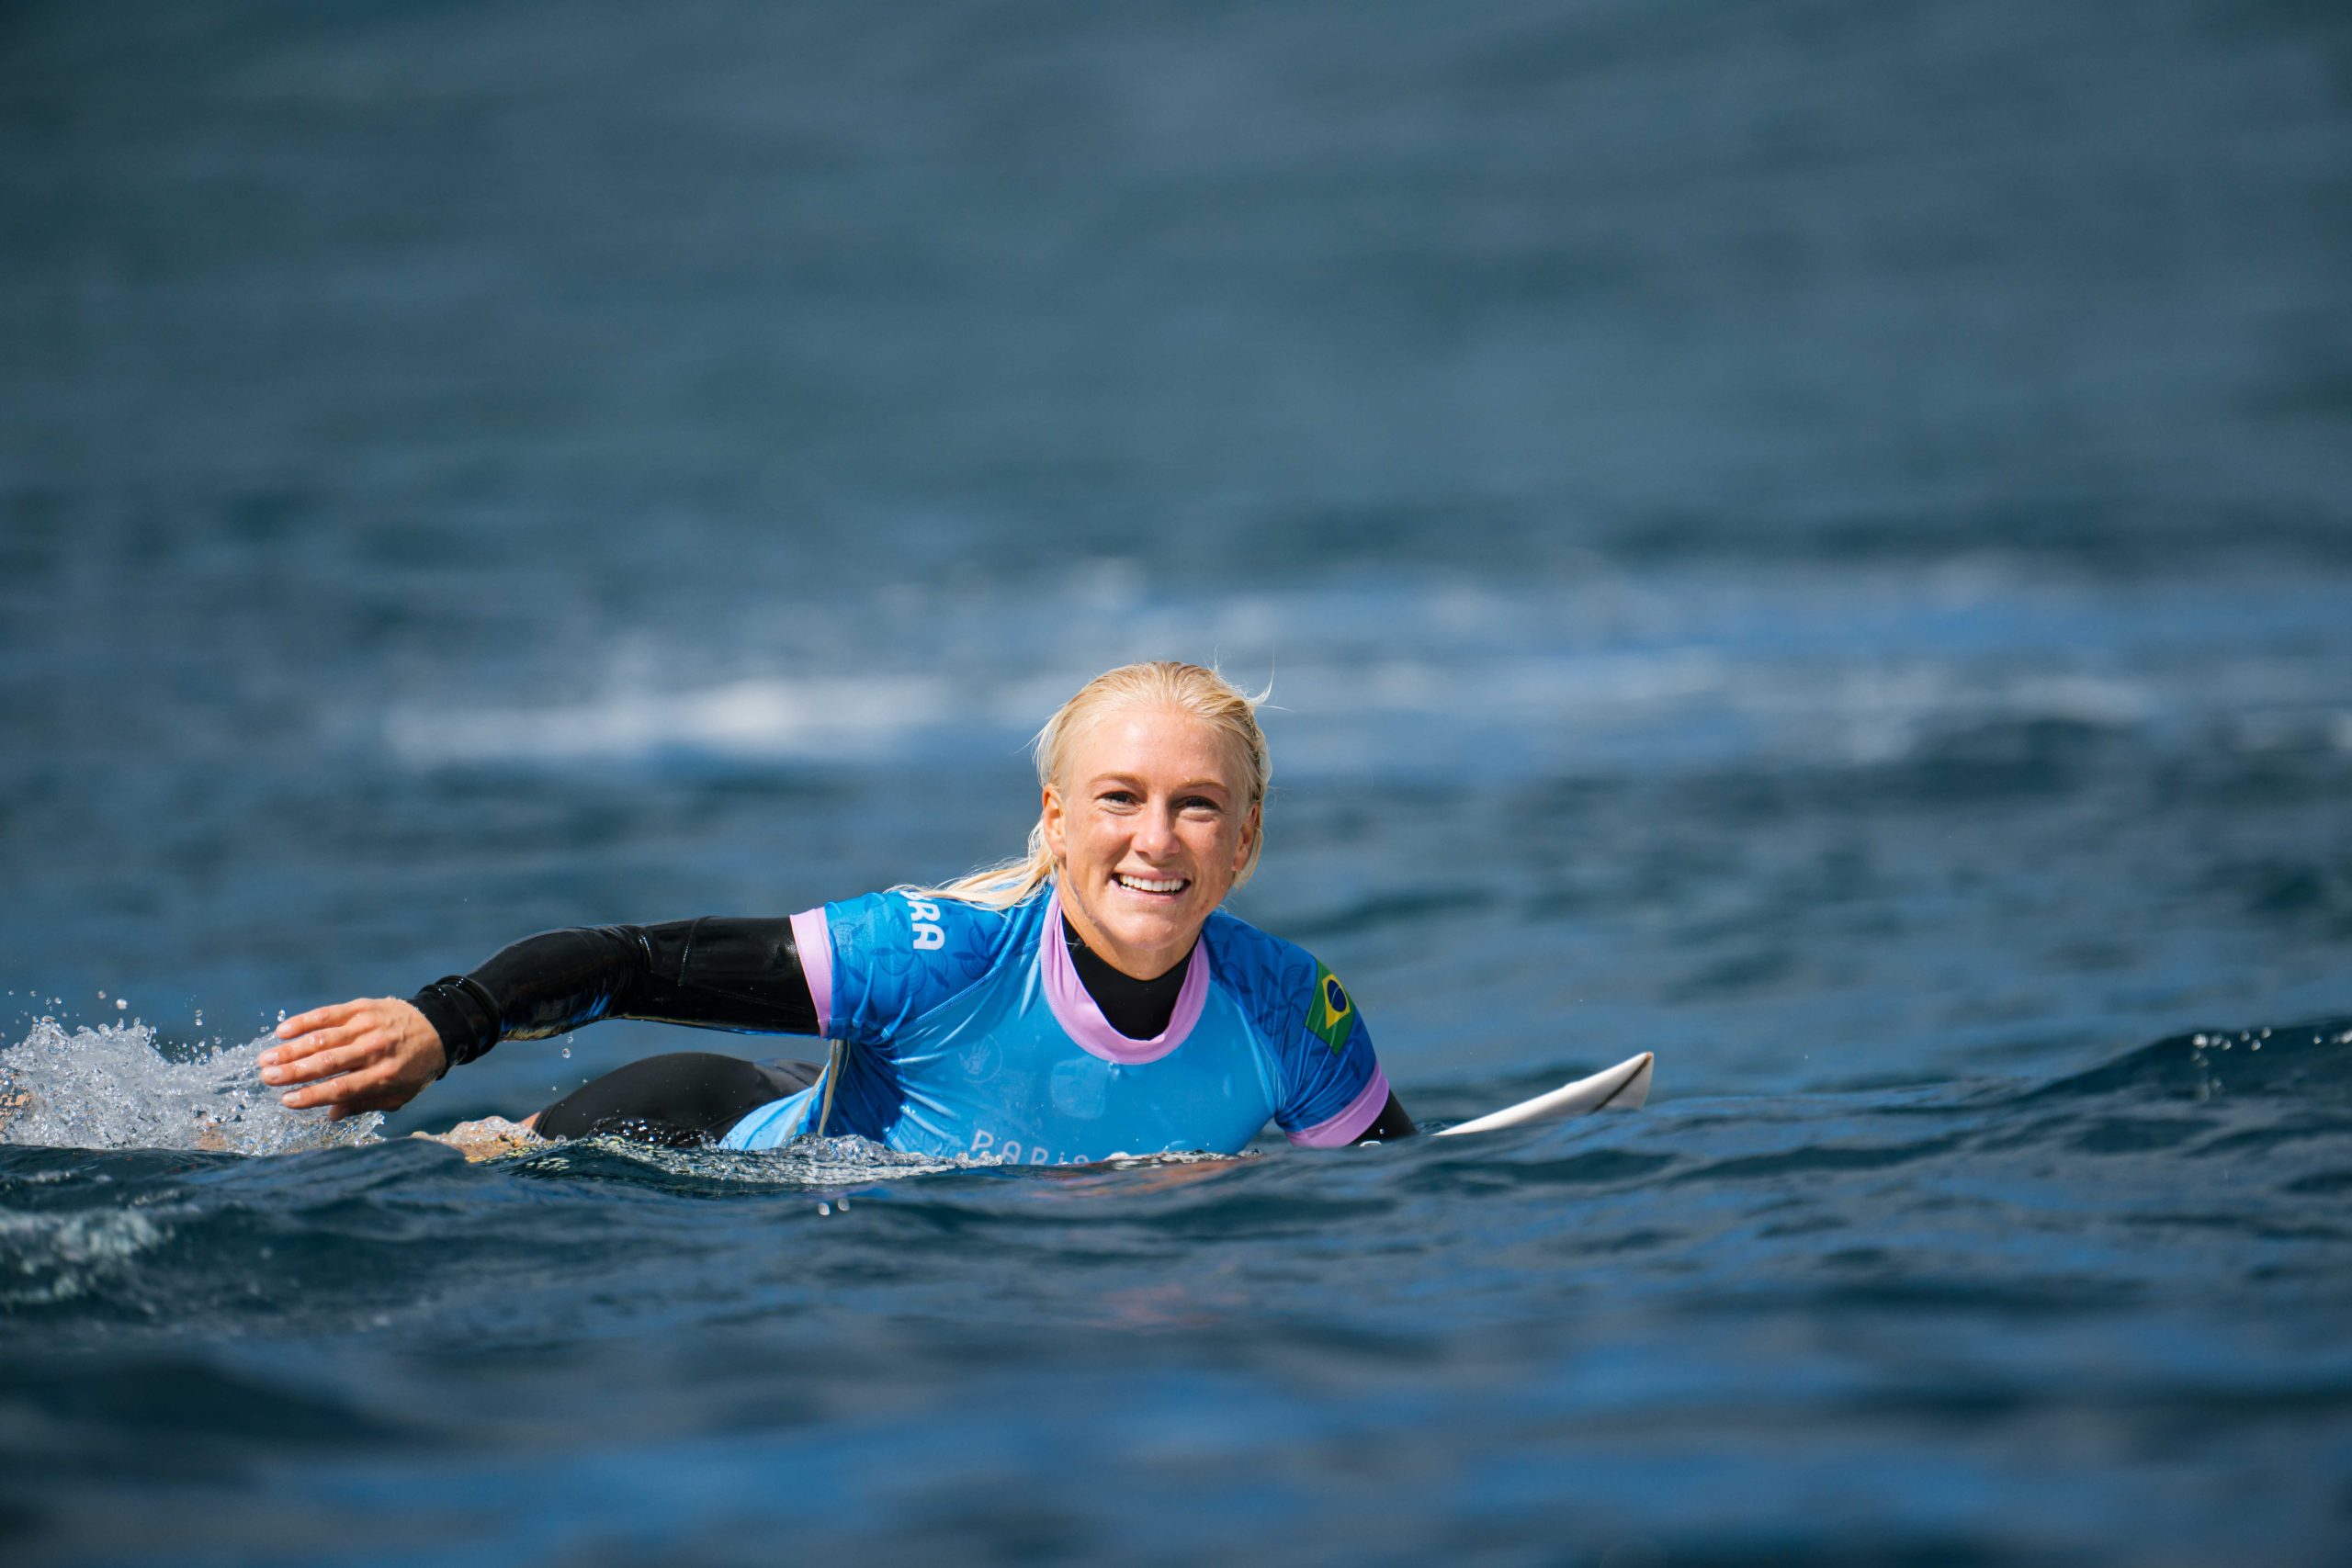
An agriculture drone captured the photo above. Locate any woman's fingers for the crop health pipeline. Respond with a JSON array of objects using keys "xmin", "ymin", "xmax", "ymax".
[
  {"xmin": 274, "ymin": 999, "xmax": 368, "ymax": 1044},
  {"xmin": 278, "ymin": 1050, "xmax": 400, "ymax": 1109},
  {"xmin": 263, "ymin": 1022, "xmax": 369, "ymax": 1075},
  {"xmin": 269, "ymin": 1039, "xmax": 384, "ymax": 1092},
  {"xmin": 263, "ymin": 1018, "xmax": 390, "ymax": 1082},
  {"xmin": 263, "ymin": 1004, "xmax": 377, "ymax": 1070}
]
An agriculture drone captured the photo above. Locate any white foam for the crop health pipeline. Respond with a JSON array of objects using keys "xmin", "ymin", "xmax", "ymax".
[{"xmin": 513, "ymin": 1130, "xmax": 1240, "ymax": 1188}]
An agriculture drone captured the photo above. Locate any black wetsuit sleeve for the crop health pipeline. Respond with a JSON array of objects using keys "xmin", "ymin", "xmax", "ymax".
[
  {"xmin": 1361, "ymin": 1090, "xmax": 1419, "ymax": 1142},
  {"xmin": 409, "ymin": 918, "xmax": 819, "ymax": 1075}
]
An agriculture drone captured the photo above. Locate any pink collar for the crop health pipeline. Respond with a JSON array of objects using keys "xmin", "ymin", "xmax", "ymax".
[{"xmin": 1040, "ymin": 888, "xmax": 1211, "ymax": 1064}]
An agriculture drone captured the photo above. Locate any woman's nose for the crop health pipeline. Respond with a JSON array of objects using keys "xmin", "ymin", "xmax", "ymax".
[{"xmin": 1133, "ymin": 806, "xmax": 1180, "ymax": 857}]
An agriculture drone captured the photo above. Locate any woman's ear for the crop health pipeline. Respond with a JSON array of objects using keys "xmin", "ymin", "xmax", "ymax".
[
  {"xmin": 1235, "ymin": 799, "xmax": 1261, "ymax": 874},
  {"xmin": 1041, "ymin": 783, "xmax": 1067, "ymax": 864}
]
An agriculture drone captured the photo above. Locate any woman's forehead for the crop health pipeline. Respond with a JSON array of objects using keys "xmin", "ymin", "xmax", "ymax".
[{"xmin": 1063, "ymin": 704, "xmax": 1247, "ymax": 783}]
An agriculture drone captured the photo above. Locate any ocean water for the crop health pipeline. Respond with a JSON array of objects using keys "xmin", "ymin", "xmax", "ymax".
[{"xmin": 5, "ymin": 1, "xmax": 2352, "ymax": 1562}]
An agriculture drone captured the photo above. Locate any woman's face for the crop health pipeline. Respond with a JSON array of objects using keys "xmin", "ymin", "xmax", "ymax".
[{"xmin": 1043, "ymin": 703, "xmax": 1260, "ymax": 980}]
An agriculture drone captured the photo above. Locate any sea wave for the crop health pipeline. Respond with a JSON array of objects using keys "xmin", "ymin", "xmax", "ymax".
[
  {"xmin": 369, "ymin": 566, "xmax": 2352, "ymax": 779},
  {"xmin": 0, "ymin": 1206, "xmax": 175, "ymax": 1306}
]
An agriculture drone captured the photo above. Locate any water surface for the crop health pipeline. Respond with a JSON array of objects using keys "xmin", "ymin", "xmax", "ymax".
[{"xmin": 5, "ymin": 1, "xmax": 2351, "ymax": 1562}]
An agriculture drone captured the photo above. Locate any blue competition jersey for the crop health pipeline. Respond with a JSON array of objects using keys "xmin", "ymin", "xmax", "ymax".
[{"xmin": 721, "ymin": 884, "xmax": 1390, "ymax": 1161}]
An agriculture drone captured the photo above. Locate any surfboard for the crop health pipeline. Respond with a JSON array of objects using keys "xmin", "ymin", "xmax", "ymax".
[{"xmin": 1434, "ymin": 1051, "xmax": 1654, "ymax": 1136}]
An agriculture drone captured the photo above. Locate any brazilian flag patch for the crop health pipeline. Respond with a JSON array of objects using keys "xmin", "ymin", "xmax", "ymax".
[{"xmin": 1306, "ymin": 962, "xmax": 1355, "ymax": 1053}]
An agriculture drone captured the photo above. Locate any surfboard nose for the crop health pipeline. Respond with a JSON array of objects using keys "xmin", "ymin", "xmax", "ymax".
[{"xmin": 1612, "ymin": 1053, "xmax": 1656, "ymax": 1111}]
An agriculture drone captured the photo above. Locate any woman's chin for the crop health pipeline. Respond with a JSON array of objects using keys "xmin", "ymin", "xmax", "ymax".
[{"xmin": 1097, "ymin": 906, "xmax": 1205, "ymax": 959}]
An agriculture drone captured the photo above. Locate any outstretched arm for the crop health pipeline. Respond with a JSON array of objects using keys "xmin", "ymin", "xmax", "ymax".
[{"xmin": 262, "ymin": 918, "xmax": 818, "ymax": 1120}]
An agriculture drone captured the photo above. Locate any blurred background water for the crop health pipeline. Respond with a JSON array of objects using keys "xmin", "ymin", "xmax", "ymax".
[{"xmin": 4, "ymin": 0, "xmax": 2351, "ymax": 1562}]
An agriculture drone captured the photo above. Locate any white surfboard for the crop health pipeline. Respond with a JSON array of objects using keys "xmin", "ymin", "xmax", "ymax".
[{"xmin": 1434, "ymin": 1051, "xmax": 1654, "ymax": 1136}]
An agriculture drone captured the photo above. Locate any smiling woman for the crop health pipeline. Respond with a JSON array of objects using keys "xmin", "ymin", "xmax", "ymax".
[{"xmin": 260, "ymin": 662, "xmax": 1415, "ymax": 1160}]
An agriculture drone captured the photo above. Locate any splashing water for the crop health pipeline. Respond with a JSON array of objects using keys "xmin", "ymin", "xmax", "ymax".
[{"xmin": 0, "ymin": 1017, "xmax": 381, "ymax": 1156}]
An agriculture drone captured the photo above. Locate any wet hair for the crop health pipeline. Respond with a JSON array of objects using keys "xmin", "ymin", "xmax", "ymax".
[{"xmin": 909, "ymin": 661, "xmax": 1270, "ymax": 909}]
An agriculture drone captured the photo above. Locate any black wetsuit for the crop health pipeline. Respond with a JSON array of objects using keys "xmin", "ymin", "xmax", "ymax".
[{"xmin": 413, "ymin": 916, "xmax": 1416, "ymax": 1146}]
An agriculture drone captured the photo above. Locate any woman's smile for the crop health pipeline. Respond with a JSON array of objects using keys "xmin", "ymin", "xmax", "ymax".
[{"xmin": 1113, "ymin": 873, "xmax": 1189, "ymax": 897}]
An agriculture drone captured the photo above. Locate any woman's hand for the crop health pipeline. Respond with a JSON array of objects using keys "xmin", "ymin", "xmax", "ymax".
[{"xmin": 261, "ymin": 998, "xmax": 447, "ymax": 1120}]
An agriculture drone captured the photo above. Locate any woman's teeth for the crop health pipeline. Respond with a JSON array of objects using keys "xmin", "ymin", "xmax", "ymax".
[{"xmin": 1115, "ymin": 873, "xmax": 1187, "ymax": 895}]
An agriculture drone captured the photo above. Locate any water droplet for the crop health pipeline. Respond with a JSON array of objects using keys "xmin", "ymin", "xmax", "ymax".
[
  {"xmin": 560, "ymin": 1046, "xmax": 571, "ymax": 1058},
  {"xmin": 818, "ymin": 1201, "xmax": 831, "ymax": 1216},
  {"xmin": 97, "ymin": 992, "xmax": 107, "ymax": 1000},
  {"xmin": 116, "ymin": 999, "xmax": 127, "ymax": 1011}
]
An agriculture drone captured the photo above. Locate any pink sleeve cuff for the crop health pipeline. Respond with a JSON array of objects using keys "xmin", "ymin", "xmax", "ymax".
[
  {"xmin": 1286, "ymin": 1066, "xmax": 1391, "ymax": 1147},
  {"xmin": 789, "ymin": 907, "xmax": 834, "ymax": 1038}
]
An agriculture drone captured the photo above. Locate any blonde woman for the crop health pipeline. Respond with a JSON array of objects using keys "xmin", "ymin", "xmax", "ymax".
[{"xmin": 261, "ymin": 662, "xmax": 1416, "ymax": 1159}]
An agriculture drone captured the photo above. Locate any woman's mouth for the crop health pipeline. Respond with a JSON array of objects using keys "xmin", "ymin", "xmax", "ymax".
[{"xmin": 1114, "ymin": 872, "xmax": 1189, "ymax": 897}]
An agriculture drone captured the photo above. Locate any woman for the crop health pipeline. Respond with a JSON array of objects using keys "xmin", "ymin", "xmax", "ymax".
[{"xmin": 261, "ymin": 662, "xmax": 1416, "ymax": 1159}]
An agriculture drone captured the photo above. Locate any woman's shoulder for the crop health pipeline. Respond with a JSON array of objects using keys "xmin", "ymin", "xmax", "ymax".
[
  {"xmin": 809, "ymin": 886, "xmax": 1043, "ymax": 1021},
  {"xmin": 1201, "ymin": 908, "xmax": 1326, "ymax": 1008},
  {"xmin": 1203, "ymin": 909, "xmax": 1374, "ymax": 1059},
  {"xmin": 817, "ymin": 884, "xmax": 1043, "ymax": 961}
]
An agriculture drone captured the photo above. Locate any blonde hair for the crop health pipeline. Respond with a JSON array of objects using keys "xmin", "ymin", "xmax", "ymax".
[{"xmin": 910, "ymin": 661, "xmax": 1271, "ymax": 909}]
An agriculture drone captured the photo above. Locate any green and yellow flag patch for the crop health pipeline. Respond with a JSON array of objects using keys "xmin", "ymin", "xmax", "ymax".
[{"xmin": 1306, "ymin": 962, "xmax": 1355, "ymax": 1053}]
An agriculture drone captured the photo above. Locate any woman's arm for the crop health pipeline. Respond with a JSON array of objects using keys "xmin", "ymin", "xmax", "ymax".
[
  {"xmin": 410, "ymin": 919, "xmax": 819, "ymax": 1065},
  {"xmin": 262, "ymin": 918, "xmax": 818, "ymax": 1120},
  {"xmin": 1360, "ymin": 1090, "xmax": 1418, "ymax": 1141}
]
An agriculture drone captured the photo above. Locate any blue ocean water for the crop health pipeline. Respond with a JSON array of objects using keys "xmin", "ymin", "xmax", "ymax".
[{"xmin": 5, "ymin": 1, "xmax": 2351, "ymax": 1561}]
